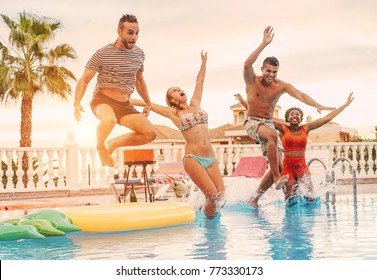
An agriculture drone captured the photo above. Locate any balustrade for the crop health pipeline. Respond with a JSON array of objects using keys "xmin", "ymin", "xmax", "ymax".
[{"xmin": 1, "ymin": 139, "xmax": 376, "ymax": 194}]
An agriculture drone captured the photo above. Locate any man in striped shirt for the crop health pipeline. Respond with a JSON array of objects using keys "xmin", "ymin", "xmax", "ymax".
[{"xmin": 74, "ymin": 14, "xmax": 156, "ymax": 167}]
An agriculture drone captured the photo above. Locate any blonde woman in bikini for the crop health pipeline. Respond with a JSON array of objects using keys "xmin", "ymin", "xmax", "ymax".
[{"xmin": 131, "ymin": 51, "xmax": 224, "ymax": 217}]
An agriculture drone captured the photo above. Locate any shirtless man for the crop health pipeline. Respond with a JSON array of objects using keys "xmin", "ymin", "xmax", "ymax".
[
  {"xmin": 243, "ymin": 26, "xmax": 334, "ymax": 207},
  {"xmin": 74, "ymin": 14, "xmax": 156, "ymax": 166}
]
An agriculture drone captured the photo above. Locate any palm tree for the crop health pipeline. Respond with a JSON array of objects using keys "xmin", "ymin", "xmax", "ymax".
[
  {"xmin": 0, "ymin": 11, "xmax": 77, "ymax": 147},
  {"xmin": 0, "ymin": 12, "xmax": 77, "ymax": 185}
]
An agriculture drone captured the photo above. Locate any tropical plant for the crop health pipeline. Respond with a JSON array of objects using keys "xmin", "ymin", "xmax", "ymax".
[
  {"xmin": 0, "ymin": 11, "xmax": 77, "ymax": 185},
  {"xmin": 0, "ymin": 11, "xmax": 77, "ymax": 147}
]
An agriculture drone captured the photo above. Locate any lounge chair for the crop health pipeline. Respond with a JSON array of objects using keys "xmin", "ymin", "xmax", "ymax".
[
  {"xmin": 220, "ymin": 156, "xmax": 269, "ymax": 204},
  {"xmin": 152, "ymin": 162, "xmax": 191, "ymax": 200}
]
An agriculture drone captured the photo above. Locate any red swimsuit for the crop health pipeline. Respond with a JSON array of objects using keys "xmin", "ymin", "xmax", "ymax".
[{"xmin": 280, "ymin": 125, "xmax": 310, "ymax": 181}]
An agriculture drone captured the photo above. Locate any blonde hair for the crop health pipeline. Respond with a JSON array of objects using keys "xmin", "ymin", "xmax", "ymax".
[{"xmin": 165, "ymin": 88, "xmax": 179, "ymax": 108}]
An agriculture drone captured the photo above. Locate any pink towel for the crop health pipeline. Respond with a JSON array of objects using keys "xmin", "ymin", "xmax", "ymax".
[
  {"xmin": 152, "ymin": 162, "xmax": 187, "ymax": 184},
  {"xmin": 231, "ymin": 156, "xmax": 268, "ymax": 178}
]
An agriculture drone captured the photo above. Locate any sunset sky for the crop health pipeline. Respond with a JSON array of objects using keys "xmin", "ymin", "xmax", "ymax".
[{"xmin": 1, "ymin": 0, "xmax": 376, "ymax": 147}]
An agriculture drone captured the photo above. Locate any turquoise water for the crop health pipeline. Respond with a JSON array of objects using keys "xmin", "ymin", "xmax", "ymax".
[{"xmin": 1, "ymin": 192, "xmax": 376, "ymax": 260}]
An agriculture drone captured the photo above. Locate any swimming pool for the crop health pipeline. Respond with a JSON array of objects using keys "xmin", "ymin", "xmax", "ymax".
[{"xmin": 1, "ymin": 182, "xmax": 376, "ymax": 260}]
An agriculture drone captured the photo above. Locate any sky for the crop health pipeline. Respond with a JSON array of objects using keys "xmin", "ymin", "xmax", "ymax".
[{"xmin": 1, "ymin": 0, "xmax": 376, "ymax": 148}]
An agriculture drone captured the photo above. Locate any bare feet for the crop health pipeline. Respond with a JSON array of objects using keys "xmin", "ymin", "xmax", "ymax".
[
  {"xmin": 249, "ymin": 198, "xmax": 259, "ymax": 208},
  {"xmin": 275, "ymin": 174, "xmax": 289, "ymax": 190},
  {"xmin": 203, "ymin": 194, "xmax": 224, "ymax": 217},
  {"xmin": 203, "ymin": 201, "xmax": 219, "ymax": 217},
  {"xmin": 97, "ymin": 147, "xmax": 114, "ymax": 167},
  {"xmin": 106, "ymin": 139, "xmax": 117, "ymax": 155},
  {"xmin": 249, "ymin": 189, "xmax": 266, "ymax": 208}
]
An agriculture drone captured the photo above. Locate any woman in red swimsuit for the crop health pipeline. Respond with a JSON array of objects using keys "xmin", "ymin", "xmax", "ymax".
[{"xmin": 274, "ymin": 92, "xmax": 354, "ymax": 201}]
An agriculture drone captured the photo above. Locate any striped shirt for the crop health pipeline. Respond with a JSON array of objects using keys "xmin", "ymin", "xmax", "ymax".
[{"xmin": 86, "ymin": 44, "xmax": 145, "ymax": 94}]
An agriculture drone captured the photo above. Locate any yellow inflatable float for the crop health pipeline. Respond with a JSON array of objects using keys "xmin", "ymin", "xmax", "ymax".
[{"xmin": 62, "ymin": 202, "xmax": 196, "ymax": 233}]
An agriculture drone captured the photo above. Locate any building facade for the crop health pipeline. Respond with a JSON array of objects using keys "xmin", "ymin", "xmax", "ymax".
[{"xmin": 150, "ymin": 103, "xmax": 358, "ymax": 145}]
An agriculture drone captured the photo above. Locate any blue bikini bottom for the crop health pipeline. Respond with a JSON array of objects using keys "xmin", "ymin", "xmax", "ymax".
[{"xmin": 183, "ymin": 154, "xmax": 217, "ymax": 169}]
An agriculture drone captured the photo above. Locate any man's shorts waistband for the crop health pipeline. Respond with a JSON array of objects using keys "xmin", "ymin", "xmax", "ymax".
[
  {"xmin": 95, "ymin": 89, "xmax": 131, "ymax": 106},
  {"xmin": 244, "ymin": 116, "xmax": 273, "ymax": 124}
]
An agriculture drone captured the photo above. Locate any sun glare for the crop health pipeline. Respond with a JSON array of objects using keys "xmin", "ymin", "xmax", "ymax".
[{"xmin": 73, "ymin": 120, "xmax": 97, "ymax": 148}]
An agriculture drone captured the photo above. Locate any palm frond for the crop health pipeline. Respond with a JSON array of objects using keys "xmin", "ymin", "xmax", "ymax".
[{"xmin": 0, "ymin": 11, "xmax": 77, "ymax": 147}]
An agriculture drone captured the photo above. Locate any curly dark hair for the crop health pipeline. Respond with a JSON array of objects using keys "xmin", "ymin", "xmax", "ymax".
[{"xmin": 284, "ymin": 107, "xmax": 304, "ymax": 122}]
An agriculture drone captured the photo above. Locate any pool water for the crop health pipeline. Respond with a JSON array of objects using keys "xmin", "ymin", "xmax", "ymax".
[{"xmin": 1, "ymin": 192, "xmax": 376, "ymax": 260}]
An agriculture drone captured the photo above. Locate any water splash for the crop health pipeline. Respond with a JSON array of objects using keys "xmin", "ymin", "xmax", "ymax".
[
  {"xmin": 188, "ymin": 176, "xmax": 285, "ymax": 210},
  {"xmin": 297, "ymin": 170, "xmax": 335, "ymax": 200},
  {"xmin": 188, "ymin": 171, "xmax": 336, "ymax": 211}
]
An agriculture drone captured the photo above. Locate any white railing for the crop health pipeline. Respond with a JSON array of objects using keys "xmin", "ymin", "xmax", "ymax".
[{"xmin": 1, "ymin": 136, "xmax": 376, "ymax": 194}]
